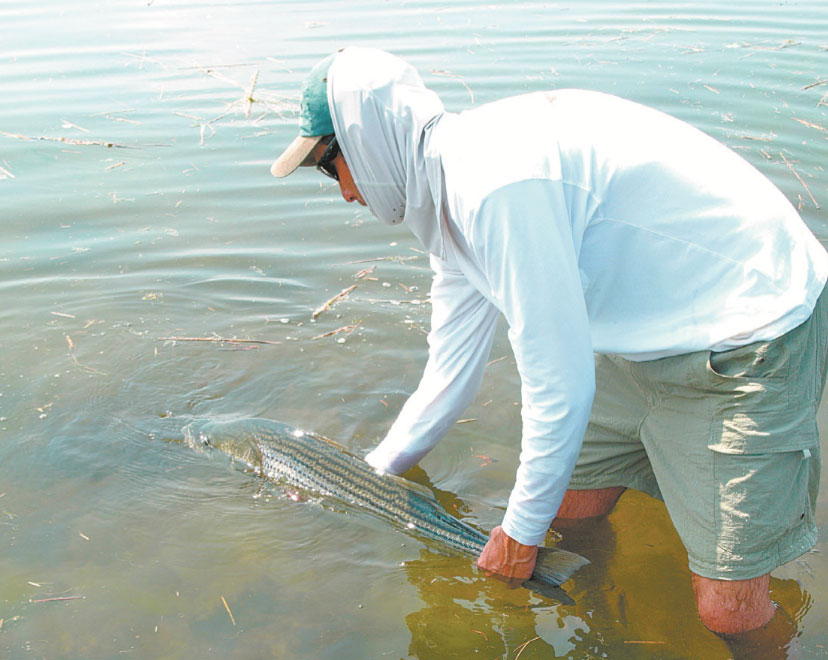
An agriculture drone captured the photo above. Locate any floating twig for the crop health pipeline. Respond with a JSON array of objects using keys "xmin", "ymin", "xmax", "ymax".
[
  {"xmin": 780, "ymin": 152, "xmax": 819, "ymax": 209},
  {"xmin": 312, "ymin": 285, "xmax": 357, "ymax": 319},
  {"xmin": 739, "ymin": 134, "xmax": 775, "ymax": 142},
  {"xmin": 354, "ymin": 265, "xmax": 376, "ymax": 280},
  {"xmin": 312, "ymin": 320, "xmax": 362, "ymax": 340},
  {"xmin": 754, "ymin": 39, "xmax": 800, "ymax": 51},
  {"xmin": 514, "ymin": 636, "xmax": 541, "ymax": 660},
  {"xmin": 69, "ymin": 353, "xmax": 108, "ymax": 376},
  {"xmin": 802, "ymin": 79, "xmax": 827, "ymax": 91},
  {"xmin": 189, "ymin": 67, "xmax": 295, "ymax": 129},
  {"xmin": 60, "ymin": 120, "xmax": 89, "ymax": 133},
  {"xmin": 0, "ymin": 130, "xmax": 137, "ymax": 149},
  {"xmin": 342, "ymin": 255, "xmax": 420, "ymax": 265},
  {"xmin": 431, "ymin": 69, "xmax": 475, "ymax": 104},
  {"xmin": 244, "ymin": 71, "xmax": 259, "ymax": 119},
  {"xmin": 64, "ymin": 334, "xmax": 108, "ymax": 376},
  {"xmin": 792, "ymin": 117, "xmax": 826, "ymax": 132},
  {"xmin": 221, "ymin": 596, "xmax": 236, "ymax": 626},
  {"xmin": 473, "ymin": 453, "xmax": 493, "ymax": 468},
  {"xmin": 31, "ymin": 596, "xmax": 85, "ymax": 603},
  {"xmin": 362, "ymin": 298, "xmax": 426, "ymax": 306},
  {"xmin": 110, "ymin": 116, "xmax": 141, "ymax": 126},
  {"xmin": 158, "ymin": 336, "xmax": 280, "ymax": 345}
]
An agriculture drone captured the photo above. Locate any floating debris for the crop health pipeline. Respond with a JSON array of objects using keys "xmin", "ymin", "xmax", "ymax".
[
  {"xmin": 312, "ymin": 284, "xmax": 357, "ymax": 319},
  {"xmin": 354, "ymin": 265, "xmax": 377, "ymax": 280},
  {"xmin": 30, "ymin": 595, "xmax": 86, "ymax": 604},
  {"xmin": 221, "ymin": 596, "xmax": 236, "ymax": 626},
  {"xmin": 802, "ymin": 79, "xmax": 827, "ymax": 91},
  {"xmin": 431, "ymin": 69, "xmax": 475, "ymax": 104},
  {"xmin": 157, "ymin": 336, "xmax": 280, "ymax": 345},
  {"xmin": 0, "ymin": 130, "xmax": 147, "ymax": 149},
  {"xmin": 780, "ymin": 152, "xmax": 819, "ymax": 209},
  {"xmin": 792, "ymin": 117, "xmax": 826, "ymax": 132},
  {"xmin": 244, "ymin": 71, "xmax": 259, "ymax": 119},
  {"xmin": 312, "ymin": 321, "xmax": 362, "ymax": 341},
  {"xmin": 514, "ymin": 635, "xmax": 541, "ymax": 659}
]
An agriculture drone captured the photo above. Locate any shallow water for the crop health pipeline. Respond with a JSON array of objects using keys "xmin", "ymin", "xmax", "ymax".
[{"xmin": 2, "ymin": 0, "xmax": 827, "ymax": 658}]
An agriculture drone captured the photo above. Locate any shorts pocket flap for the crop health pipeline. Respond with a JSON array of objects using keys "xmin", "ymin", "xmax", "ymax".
[{"xmin": 709, "ymin": 406, "xmax": 818, "ymax": 455}]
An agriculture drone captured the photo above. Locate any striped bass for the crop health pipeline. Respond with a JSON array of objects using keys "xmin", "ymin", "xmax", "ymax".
[{"xmin": 183, "ymin": 417, "xmax": 588, "ymax": 601}]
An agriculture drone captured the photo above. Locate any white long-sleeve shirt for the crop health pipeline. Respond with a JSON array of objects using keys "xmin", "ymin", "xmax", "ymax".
[{"xmin": 365, "ymin": 89, "xmax": 828, "ymax": 546}]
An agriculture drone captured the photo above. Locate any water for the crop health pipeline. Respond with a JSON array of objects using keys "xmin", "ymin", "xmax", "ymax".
[{"xmin": 1, "ymin": 0, "xmax": 826, "ymax": 657}]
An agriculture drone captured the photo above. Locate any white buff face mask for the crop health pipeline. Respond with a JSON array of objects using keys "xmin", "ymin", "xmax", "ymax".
[{"xmin": 328, "ymin": 47, "xmax": 447, "ymax": 257}]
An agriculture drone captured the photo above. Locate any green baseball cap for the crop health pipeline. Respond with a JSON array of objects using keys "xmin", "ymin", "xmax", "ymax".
[{"xmin": 271, "ymin": 52, "xmax": 337, "ymax": 178}]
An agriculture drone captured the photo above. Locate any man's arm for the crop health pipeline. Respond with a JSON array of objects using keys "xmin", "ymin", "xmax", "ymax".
[
  {"xmin": 469, "ymin": 179, "xmax": 596, "ymax": 581},
  {"xmin": 365, "ymin": 252, "xmax": 500, "ymax": 474}
]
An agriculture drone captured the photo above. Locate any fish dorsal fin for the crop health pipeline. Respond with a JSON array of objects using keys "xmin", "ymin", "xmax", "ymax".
[{"xmin": 385, "ymin": 473, "xmax": 438, "ymax": 501}]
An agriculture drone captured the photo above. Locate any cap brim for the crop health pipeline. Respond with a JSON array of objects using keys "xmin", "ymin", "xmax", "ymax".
[{"xmin": 270, "ymin": 135, "xmax": 325, "ymax": 177}]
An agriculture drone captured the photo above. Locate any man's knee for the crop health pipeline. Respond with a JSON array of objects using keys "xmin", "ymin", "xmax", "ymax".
[
  {"xmin": 556, "ymin": 486, "xmax": 626, "ymax": 519},
  {"xmin": 691, "ymin": 572, "xmax": 775, "ymax": 634}
]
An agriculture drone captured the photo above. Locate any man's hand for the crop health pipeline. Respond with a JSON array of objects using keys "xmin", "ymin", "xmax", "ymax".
[{"xmin": 477, "ymin": 525, "xmax": 538, "ymax": 589}]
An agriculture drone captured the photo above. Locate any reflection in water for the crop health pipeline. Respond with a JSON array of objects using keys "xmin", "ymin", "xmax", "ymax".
[
  {"xmin": 399, "ymin": 486, "xmax": 811, "ymax": 659},
  {"xmin": 721, "ymin": 602, "xmax": 798, "ymax": 660},
  {"xmin": 558, "ymin": 490, "xmax": 811, "ymax": 660},
  {"xmin": 398, "ymin": 465, "xmax": 582, "ymax": 657},
  {"xmin": 401, "ymin": 548, "xmax": 571, "ymax": 659}
]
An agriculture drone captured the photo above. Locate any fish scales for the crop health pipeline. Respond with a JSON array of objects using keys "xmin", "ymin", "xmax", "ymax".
[
  {"xmin": 183, "ymin": 417, "xmax": 588, "ymax": 599},
  {"xmin": 257, "ymin": 427, "xmax": 485, "ymax": 553}
]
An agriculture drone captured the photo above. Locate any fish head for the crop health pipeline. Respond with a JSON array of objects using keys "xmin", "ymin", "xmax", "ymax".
[{"xmin": 183, "ymin": 420, "xmax": 264, "ymax": 469}]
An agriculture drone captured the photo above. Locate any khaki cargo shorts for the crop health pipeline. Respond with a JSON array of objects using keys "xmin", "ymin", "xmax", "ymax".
[{"xmin": 571, "ymin": 285, "xmax": 828, "ymax": 580}]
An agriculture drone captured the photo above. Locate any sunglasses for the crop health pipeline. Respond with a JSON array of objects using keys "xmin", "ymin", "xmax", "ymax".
[{"xmin": 316, "ymin": 136, "xmax": 340, "ymax": 181}]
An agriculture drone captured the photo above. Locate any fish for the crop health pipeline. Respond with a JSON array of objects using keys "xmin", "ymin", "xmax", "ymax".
[{"xmin": 182, "ymin": 417, "xmax": 588, "ymax": 601}]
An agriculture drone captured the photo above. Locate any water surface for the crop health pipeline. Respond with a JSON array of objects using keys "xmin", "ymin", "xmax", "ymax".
[{"xmin": 2, "ymin": 1, "xmax": 827, "ymax": 658}]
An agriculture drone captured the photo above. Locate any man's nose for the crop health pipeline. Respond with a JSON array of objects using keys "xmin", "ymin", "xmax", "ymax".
[{"xmin": 340, "ymin": 183, "xmax": 359, "ymax": 203}]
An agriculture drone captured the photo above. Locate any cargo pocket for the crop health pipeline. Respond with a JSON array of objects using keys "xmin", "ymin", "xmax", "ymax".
[
  {"xmin": 709, "ymin": 406, "xmax": 817, "ymax": 454},
  {"xmin": 708, "ymin": 406, "xmax": 819, "ymax": 570}
]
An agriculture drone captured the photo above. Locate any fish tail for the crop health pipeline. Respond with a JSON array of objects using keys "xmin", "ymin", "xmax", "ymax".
[{"xmin": 531, "ymin": 545, "xmax": 590, "ymax": 586}]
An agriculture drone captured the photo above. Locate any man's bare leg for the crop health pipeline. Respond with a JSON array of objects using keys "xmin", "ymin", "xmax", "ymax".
[
  {"xmin": 692, "ymin": 572, "xmax": 776, "ymax": 634},
  {"xmin": 556, "ymin": 486, "xmax": 626, "ymax": 519},
  {"xmin": 557, "ymin": 489, "xmax": 780, "ymax": 639}
]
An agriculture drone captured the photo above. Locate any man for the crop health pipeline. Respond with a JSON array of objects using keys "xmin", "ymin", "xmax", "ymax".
[{"xmin": 271, "ymin": 47, "xmax": 828, "ymax": 635}]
